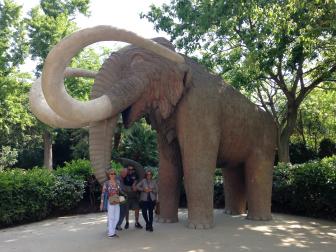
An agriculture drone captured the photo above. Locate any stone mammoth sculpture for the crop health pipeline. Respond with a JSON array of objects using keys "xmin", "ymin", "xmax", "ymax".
[{"xmin": 29, "ymin": 26, "xmax": 277, "ymax": 229}]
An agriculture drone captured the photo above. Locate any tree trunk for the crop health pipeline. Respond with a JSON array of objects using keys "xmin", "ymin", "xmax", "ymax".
[
  {"xmin": 297, "ymin": 110, "xmax": 306, "ymax": 145},
  {"xmin": 43, "ymin": 130, "xmax": 53, "ymax": 170},
  {"xmin": 277, "ymin": 132, "xmax": 290, "ymax": 163},
  {"xmin": 277, "ymin": 103, "xmax": 299, "ymax": 163}
]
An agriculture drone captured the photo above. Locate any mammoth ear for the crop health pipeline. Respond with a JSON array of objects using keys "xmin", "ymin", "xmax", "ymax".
[{"xmin": 157, "ymin": 63, "xmax": 192, "ymax": 119}]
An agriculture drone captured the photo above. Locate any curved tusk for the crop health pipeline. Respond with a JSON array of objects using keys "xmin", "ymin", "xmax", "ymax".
[
  {"xmin": 42, "ymin": 25, "xmax": 185, "ymax": 124},
  {"xmin": 64, "ymin": 67, "xmax": 98, "ymax": 78},
  {"xmin": 29, "ymin": 68, "xmax": 97, "ymax": 128}
]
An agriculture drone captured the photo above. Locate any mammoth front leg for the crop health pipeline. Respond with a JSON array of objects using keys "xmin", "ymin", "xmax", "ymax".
[
  {"xmin": 157, "ymin": 133, "xmax": 182, "ymax": 223},
  {"xmin": 177, "ymin": 122, "xmax": 220, "ymax": 229}
]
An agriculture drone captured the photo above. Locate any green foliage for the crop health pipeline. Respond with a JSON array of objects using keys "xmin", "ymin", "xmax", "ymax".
[
  {"xmin": 111, "ymin": 160, "xmax": 123, "ymax": 174},
  {"xmin": 0, "ymin": 0, "xmax": 28, "ymax": 75},
  {"xmin": 40, "ymin": 0, "xmax": 90, "ymax": 18},
  {"xmin": 0, "ymin": 146, "xmax": 18, "ymax": 170},
  {"xmin": 70, "ymin": 128, "xmax": 89, "ymax": 160},
  {"xmin": 54, "ymin": 159, "xmax": 92, "ymax": 180},
  {"xmin": 0, "ymin": 74, "xmax": 36, "ymax": 147},
  {"xmin": 27, "ymin": 6, "xmax": 78, "ymax": 74},
  {"xmin": 27, "ymin": 0, "xmax": 91, "ymax": 74},
  {"xmin": 319, "ymin": 138, "xmax": 336, "ymax": 159},
  {"xmin": 144, "ymin": 0, "xmax": 336, "ymax": 88},
  {"xmin": 0, "ymin": 160, "xmax": 92, "ymax": 227},
  {"xmin": 51, "ymin": 175, "xmax": 85, "ymax": 211},
  {"xmin": 294, "ymin": 87, "xmax": 336, "ymax": 150},
  {"xmin": 0, "ymin": 168, "xmax": 55, "ymax": 226},
  {"xmin": 289, "ymin": 141, "xmax": 317, "ymax": 164},
  {"xmin": 272, "ymin": 156, "xmax": 336, "ymax": 219},
  {"xmin": 117, "ymin": 119, "xmax": 158, "ymax": 166}
]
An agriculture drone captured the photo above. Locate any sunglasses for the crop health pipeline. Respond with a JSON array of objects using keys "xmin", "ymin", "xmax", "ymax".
[{"xmin": 110, "ymin": 173, "xmax": 116, "ymax": 175}]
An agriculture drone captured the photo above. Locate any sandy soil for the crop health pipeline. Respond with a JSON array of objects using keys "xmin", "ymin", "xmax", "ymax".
[{"xmin": 0, "ymin": 209, "xmax": 335, "ymax": 252}]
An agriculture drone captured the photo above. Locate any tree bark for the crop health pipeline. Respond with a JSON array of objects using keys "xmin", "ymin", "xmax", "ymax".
[
  {"xmin": 43, "ymin": 130, "xmax": 53, "ymax": 170},
  {"xmin": 277, "ymin": 102, "xmax": 299, "ymax": 163},
  {"xmin": 277, "ymin": 132, "xmax": 290, "ymax": 163}
]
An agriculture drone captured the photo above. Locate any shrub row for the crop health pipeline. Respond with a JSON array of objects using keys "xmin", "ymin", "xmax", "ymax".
[
  {"xmin": 0, "ymin": 160, "xmax": 91, "ymax": 227},
  {"xmin": 1, "ymin": 156, "xmax": 335, "ymax": 227},
  {"xmin": 0, "ymin": 159, "xmax": 125, "ymax": 227},
  {"xmin": 272, "ymin": 156, "xmax": 336, "ymax": 220}
]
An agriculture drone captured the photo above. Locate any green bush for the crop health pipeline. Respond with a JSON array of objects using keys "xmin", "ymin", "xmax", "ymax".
[
  {"xmin": 54, "ymin": 159, "xmax": 92, "ymax": 180},
  {"xmin": 319, "ymin": 138, "xmax": 336, "ymax": 159},
  {"xmin": 0, "ymin": 146, "xmax": 18, "ymax": 170},
  {"xmin": 0, "ymin": 168, "xmax": 55, "ymax": 227},
  {"xmin": 289, "ymin": 141, "xmax": 317, "ymax": 164},
  {"xmin": 51, "ymin": 175, "xmax": 85, "ymax": 211},
  {"xmin": 111, "ymin": 160, "xmax": 123, "ymax": 173},
  {"xmin": 0, "ymin": 160, "xmax": 91, "ymax": 227},
  {"xmin": 272, "ymin": 156, "xmax": 336, "ymax": 219}
]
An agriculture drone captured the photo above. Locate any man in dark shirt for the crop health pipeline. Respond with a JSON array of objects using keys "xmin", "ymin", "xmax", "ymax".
[{"xmin": 124, "ymin": 165, "xmax": 142, "ymax": 229}]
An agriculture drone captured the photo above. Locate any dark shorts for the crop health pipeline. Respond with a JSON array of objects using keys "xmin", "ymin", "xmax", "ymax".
[{"xmin": 127, "ymin": 197, "xmax": 140, "ymax": 210}]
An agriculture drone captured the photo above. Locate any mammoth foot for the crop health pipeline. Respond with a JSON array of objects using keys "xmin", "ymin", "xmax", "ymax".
[
  {"xmin": 187, "ymin": 221, "xmax": 213, "ymax": 229},
  {"xmin": 157, "ymin": 216, "xmax": 178, "ymax": 223},
  {"xmin": 246, "ymin": 213, "xmax": 272, "ymax": 221}
]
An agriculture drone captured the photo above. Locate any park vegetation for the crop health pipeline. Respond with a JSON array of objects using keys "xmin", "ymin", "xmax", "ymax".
[{"xmin": 0, "ymin": 0, "xmax": 335, "ymax": 227}]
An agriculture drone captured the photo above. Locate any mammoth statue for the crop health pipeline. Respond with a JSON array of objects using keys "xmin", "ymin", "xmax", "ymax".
[{"xmin": 29, "ymin": 26, "xmax": 276, "ymax": 229}]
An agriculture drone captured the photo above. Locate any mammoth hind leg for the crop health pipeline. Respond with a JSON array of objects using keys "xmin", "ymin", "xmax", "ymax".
[
  {"xmin": 222, "ymin": 164, "xmax": 247, "ymax": 215},
  {"xmin": 245, "ymin": 152, "xmax": 274, "ymax": 221}
]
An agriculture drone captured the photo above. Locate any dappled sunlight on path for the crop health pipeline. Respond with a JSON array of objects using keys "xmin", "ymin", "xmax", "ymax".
[{"xmin": 0, "ymin": 210, "xmax": 335, "ymax": 252}]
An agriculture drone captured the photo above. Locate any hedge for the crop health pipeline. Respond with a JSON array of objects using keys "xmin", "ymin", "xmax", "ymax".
[
  {"xmin": 272, "ymin": 156, "xmax": 336, "ymax": 219},
  {"xmin": 0, "ymin": 159, "xmax": 124, "ymax": 227},
  {"xmin": 54, "ymin": 159, "xmax": 93, "ymax": 180},
  {"xmin": 0, "ymin": 168, "xmax": 55, "ymax": 227},
  {"xmin": 0, "ymin": 166, "xmax": 86, "ymax": 227}
]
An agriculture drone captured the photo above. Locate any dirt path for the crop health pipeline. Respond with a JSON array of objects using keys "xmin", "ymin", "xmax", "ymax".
[{"xmin": 1, "ymin": 209, "xmax": 335, "ymax": 252}]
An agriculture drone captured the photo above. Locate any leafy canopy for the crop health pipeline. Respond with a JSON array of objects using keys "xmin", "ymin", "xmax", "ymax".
[
  {"xmin": 144, "ymin": 0, "xmax": 336, "ymax": 93},
  {"xmin": 0, "ymin": 0, "xmax": 28, "ymax": 76}
]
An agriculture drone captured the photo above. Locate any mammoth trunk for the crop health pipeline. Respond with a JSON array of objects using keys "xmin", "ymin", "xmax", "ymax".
[{"xmin": 89, "ymin": 117, "xmax": 118, "ymax": 184}]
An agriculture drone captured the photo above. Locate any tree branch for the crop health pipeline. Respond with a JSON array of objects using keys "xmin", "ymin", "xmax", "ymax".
[{"xmin": 297, "ymin": 64, "xmax": 336, "ymax": 104}]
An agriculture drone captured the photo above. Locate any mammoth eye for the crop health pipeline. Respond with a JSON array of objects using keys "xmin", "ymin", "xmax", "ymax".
[{"xmin": 131, "ymin": 54, "xmax": 144, "ymax": 67}]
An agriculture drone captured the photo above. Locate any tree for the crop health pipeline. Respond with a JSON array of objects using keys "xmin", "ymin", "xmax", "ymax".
[
  {"xmin": 0, "ymin": 0, "xmax": 28, "ymax": 76},
  {"xmin": 143, "ymin": 0, "xmax": 336, "ymax": 162},
  {"xmin": 27, "ymin": 0, "xmax": 90, "ymax": 169},
  {"xmin": 295, "ymin": 86, "xmax": 336, "ymax": 150},
  {"xmin": 0, "ymin": 0, "xmax": 36, "ymax": 164}
]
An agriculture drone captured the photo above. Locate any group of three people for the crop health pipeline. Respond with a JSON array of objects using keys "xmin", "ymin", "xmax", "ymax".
[{"xmin": 100, "ymin": 165, "xmax": 158, "ymax": 238}]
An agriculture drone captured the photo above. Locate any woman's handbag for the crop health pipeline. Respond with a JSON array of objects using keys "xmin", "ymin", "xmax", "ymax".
[
  {"xmin": 109, "ymin": 194, "xmax": 120, "ymax": 205},
  {"xmin": 119, "ymin": 195, "xmax": 126, "ymax": 203}
]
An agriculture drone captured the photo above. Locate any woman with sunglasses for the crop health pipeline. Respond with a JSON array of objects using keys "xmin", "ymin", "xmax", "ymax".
[
  {"xmin": 137, "ymin": 170, "xmax": 158, "ymax": 232},
  {"xmin": 100, "ymin": 169, "xmax": 121, "ymax": 238}
]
